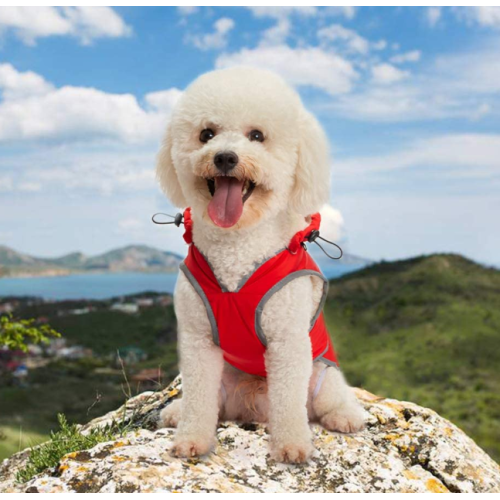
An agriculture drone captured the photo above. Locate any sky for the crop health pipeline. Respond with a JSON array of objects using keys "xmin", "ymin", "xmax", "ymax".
[{"xmin": 0, "ymin": 6, "xmax": 499, "ymax": 265}]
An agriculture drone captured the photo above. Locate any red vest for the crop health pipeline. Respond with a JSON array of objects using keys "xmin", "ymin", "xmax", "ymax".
[{"xmin": 180, "ymin": 208, "xmax": 338, "ymax": 377}]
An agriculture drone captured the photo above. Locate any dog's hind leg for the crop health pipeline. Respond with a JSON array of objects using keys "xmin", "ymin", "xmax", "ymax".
[
  {"xmin": 159, "ymin": 398, "xmax": 182, "ymax": 428},
  {"xmin": 310, "ymin": 362, "xmax": 366, "ymax": 433}
]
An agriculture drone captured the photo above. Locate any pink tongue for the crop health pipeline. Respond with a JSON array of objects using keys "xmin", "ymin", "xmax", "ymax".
[{"xmin": 208, "ymin": 177, "xmax": 244, "ymax": 228}]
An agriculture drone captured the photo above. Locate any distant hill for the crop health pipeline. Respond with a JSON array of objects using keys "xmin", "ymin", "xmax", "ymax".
[
  {"xmin": 324, "ymin": 253, "xmax": 500, "ymax": 461},
  {"xmin": 0, "ymin": 245, "xmax": 183, "ymax": 277},
  {"xmin": 0, "ymin": 244, "xmax": 370, "ymax": 279}
]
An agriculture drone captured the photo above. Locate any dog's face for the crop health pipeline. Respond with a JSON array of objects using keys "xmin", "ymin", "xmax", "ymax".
[{"xmin": 157, "ymin": 67, "xmax": 330, "ymax": 230}]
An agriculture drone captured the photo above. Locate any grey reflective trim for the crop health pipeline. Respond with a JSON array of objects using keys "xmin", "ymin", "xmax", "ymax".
[
  {"xmin": 234, "ymin": 247, "xmax": 287, "ymax": 292},
  {"xmin": 313, "ymin": 343, "xmax": 329, "ymax": 362},
  {"xmin": 316, "ymin": 356, "xmax": 339, "ymax": 369},
  {"xmin": 180, "ymin": 262, "xmax": 220, "ymax": 346},
  {"xmin": 313, "ymin": 343, "xmax": 339, "ymax": 368},
  {"xmin": 311, "ymin": 272, "xmax": 329, "ymax": 326},
  {"xmin": 255, "ymin": 270, "xmax": 327, "ymax": 347}
]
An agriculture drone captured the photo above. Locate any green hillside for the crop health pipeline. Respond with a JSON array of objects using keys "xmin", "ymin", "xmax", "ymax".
[{"xmin": 325, "ymin": 253, "xmax": 500, "ymax": 461}]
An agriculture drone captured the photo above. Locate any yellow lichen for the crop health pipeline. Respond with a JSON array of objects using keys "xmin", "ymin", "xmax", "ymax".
[
  {"xmin": 112, "ymin": 441, "xmax": 127, "ymax": 449},
  {"xmin": 383, "ymin": 433, "xmax": 402, "ymax": 443},
  {"xmin": 402, "ymin": 470, "xmax": 419, "ymax": 481},
  {"xmin": 426, "ymin": 478, "xmax": 449, "ymax": 493}
]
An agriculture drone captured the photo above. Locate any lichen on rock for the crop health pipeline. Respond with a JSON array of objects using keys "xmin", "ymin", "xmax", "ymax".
[{"xmin": 1, "ymin": 376, "xmax": 499, "ymax": 493}]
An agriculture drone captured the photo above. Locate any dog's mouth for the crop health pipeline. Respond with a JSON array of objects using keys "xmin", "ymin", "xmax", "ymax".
[{"xmin": 206, "ymin": 176, "xmax": 256, "ymax": 228}]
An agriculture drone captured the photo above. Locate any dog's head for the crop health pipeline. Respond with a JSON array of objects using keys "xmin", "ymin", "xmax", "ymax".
[{"xmin": 157, "ymin": 67, "xmax": 330, "ymax": 230}]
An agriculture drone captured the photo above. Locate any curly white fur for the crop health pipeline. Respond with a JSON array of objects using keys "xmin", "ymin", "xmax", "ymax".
[{"xmin": 156, "ymin": 67, "xmax": 365, "ymax": 463}]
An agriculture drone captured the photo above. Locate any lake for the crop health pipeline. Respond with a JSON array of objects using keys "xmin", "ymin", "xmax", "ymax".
[{"xmin": 0, "ymin": 265, "xmax": 362, "ymax": 300}]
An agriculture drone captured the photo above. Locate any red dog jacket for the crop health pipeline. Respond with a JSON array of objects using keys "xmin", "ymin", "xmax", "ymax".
[{"xmin": 180, "ymin": 208, "xmax": 338, "ymax": 377}]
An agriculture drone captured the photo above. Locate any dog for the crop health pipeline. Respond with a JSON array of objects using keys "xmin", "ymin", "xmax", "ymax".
[{"xmin": 156, "ymin": 67, "xmax": 365, "ymax": 463}]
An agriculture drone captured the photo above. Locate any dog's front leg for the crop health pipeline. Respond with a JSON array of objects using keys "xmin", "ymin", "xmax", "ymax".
[
  {"xmin": 261, "ymin": 276, "xmax": 315, "ymax": 463},
  {"xmin": 170, "ymin": 274, "xmax": 224, "ymax": 458}
]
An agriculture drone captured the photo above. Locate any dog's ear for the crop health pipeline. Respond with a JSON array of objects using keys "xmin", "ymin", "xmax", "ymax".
[
  {"xmin": 289, "ymin": 108, "xmax": 331, "ymax": 216},
  {"xmin": 156, "ymin": 123, "xmax": 187, "ymax": 208}
]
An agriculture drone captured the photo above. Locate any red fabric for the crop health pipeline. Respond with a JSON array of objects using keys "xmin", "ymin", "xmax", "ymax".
[
  {"xmin": 287, "ymin": 213, "xmax": 321, "ymax": 254},
  {"xmin": 181, "ymin": 211, "xmax": 338, "ymax": 377},
  {"xmin": 182, "ymin": 207, "xmax": 193, "ymax": 244}
]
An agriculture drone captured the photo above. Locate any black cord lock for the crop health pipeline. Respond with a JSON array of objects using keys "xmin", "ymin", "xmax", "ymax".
[{"xmin": 152, "ymin": 212, "xmax": 184, "ymax": 226}]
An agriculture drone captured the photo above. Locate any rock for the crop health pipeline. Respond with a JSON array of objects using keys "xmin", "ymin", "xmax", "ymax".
[{"xmin": 1, "ymin": 377, "xmax": 499, "ymax": 493}]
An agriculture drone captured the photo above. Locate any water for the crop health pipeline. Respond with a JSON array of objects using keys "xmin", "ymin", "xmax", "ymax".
[
  {"xmin": 0, "ymin": 265, "xmax": 363, "ymax": 301},
  {"xmin": 0, "ymin": 272, "xmax": 179, "ymax": 300}
]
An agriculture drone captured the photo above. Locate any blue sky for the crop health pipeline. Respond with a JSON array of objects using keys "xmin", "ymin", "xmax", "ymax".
[{"xmin": 0, "ymin": 6, "xmax": 499, "ymax": 265}]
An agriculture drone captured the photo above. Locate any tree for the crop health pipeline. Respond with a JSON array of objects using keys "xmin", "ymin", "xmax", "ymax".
[{"xmin": 0, "ymin": 314, "xmax": 61, "ymax": 352}]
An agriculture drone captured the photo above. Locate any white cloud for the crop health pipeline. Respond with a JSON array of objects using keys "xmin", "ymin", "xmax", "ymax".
[
  {"xmin": 373, "ymin": 39, "xmax": 387, "ymax": 51},
  {"xmin": 319, "ymin": 204, "xmax": 344, "ymax": 242},
  {"xmin": 5, "ymin": 149, "xmax": 157, "ymax": 195},
  {"xmin": 177, "ymin": 6, "xmax": 198, "ymax": 16},
  {"xmin": 332, "ymin": 43, "xmax": 500, "ymax": 122},
  {"xmin": 261, "ymin": 18, "xmax": 290, "ymax": 45},
  {"xmin": 332, "ymin": 85, "xmax": 456, "ymax": 122},
  {"xmin": 0, "ymin": 174, "xmax": 13, "ymax": 192},
  {"xmin": 390, "ymin": 50, "xmax": 421, "ymax": 64},
  {"xmin": 318, "ymin": 24, "xmax": 370, "ymax": 54},
  {"xmin": 0, "ymin": 6, "xmax": 131, "ymax": 45},
  {"xmin": 454, "ymin": 7, "xmax": 500, "ymax": 29},
  {"xmin": 247, "ymin": 7, "xmax": 318, "ymax": 19},
  {"xmin": 0, "ymin": 63, "xmax": 181, "ymax": 144},
  {"xmin": 371, "ymin": 63, "xmax": 409, "ymax": 84},
  {"xmin": 0, "ymin": 63, "xmax": 53, "ymax": 99},
  {"xmin": 216, "ymin": 45, "xmax": 357, "ymax": 95},
  {"xmin": 334, "ymin": 134, "xmax": 500, "ymax": 178},
  {"xmin": 17, "ymin": 182, "xmax": 42, "ymax": 192},
  {"xmin": 144, "ymin": 88, "xmax": 183, "ymax": 113},
  {"xmin": 247, "ymin": 6, "xmax": 356, "ymax": 20},
  {"xmin": 327, "ymin": 7, "xmax": 357, "ymax": 20},
  {"xmin": 426, "ymin": 7, "xmax": 442, "ymax": 27},
  {"xmin": 186, "ymin": 17, "xmax": 235, "ymax": 51}
]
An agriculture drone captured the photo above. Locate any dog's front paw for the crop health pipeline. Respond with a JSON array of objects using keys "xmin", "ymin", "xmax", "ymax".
[
  {"xmin": 270, "ymin": 439, "xmax": 314, "ymax": 464},
  {"xmin": 159, "ymin": 399, "xmax": 182, "ymax": 428},
  {"xmin": 171, "ymin": 434, "xmax": 214, "ymax": 458},
  {"xmin": 320, "ymin": 402, "xmax": 366, "ymax": 434}
]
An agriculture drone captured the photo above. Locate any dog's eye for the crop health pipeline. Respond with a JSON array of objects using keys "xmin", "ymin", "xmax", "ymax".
[
  {"xmin": 199, "ymin": 128, "xmax": 215, "ymax": 143},
  {"xmin": 248, "ymin": 130, "xmax": 264, "ymax": 143}
]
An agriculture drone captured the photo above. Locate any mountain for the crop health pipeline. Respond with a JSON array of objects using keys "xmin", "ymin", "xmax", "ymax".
[
  {"xmin": 0, "ymin": 244, "xmax": 370, "ymax": 279},
  {"xmin": 324, "ymin": 253, "xmax": 500, "ymax": 461},
  {"xmin": 0, "ymin": 245, "xmax": 183, "ymax": 277}
]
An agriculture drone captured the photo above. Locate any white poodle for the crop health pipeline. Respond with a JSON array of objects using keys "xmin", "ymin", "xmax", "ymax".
[{"xmin": 156, "ymin": 67, "xmax": 365, "ymax": 463}]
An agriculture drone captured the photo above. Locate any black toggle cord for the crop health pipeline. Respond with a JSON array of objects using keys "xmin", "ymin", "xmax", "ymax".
[
  {"xmin": 151, "ymin": 212, "xmax": 184, "ymax": 227},
  {"xmin": 307, "ymin": 230, "xmax": 343, "ymax": 260},
  {"xmin": 152, "ymin": 213, "xmax": 343, "ymax": 260}
]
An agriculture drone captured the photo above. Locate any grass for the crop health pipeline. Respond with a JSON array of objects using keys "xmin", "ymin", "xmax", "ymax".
[
  {"xmin": 0, "ymin": 426, "xmax": 48, "ymax": 462},
  {"xmin": 324, "ymin": 253, "xmax": 500, "ymax": 461},
  {"xmin": 0, "ymin": 302, "xmax": 179, "ymax": 462},
  {"xmin": 3, "ymin": 254, "xmax": 500, "ymax": 470},
  {"xmin": 16, "ymin": 413, "xmax": 125, "ymax": 483}
]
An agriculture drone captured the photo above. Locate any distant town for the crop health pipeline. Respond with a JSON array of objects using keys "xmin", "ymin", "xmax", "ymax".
[{"xmin": 0, "ymin": 293, "xmax": 174, "ymax": 389}]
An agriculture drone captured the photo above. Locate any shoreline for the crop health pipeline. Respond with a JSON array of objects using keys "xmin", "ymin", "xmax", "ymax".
[{"xmin": 0, "ymin": 268, "xmax": 180, "ymax": 280}]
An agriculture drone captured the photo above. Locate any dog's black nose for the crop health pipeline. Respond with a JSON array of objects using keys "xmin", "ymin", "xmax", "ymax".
[{"xmin": 214, "ymin": 151, "xmax": 238, "ymax": 174}]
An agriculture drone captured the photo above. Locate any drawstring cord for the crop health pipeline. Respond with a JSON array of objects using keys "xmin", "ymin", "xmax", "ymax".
[
  {"xmin": 152, "ymin": 211, "xmax": 343, "ymax": 260},
  {"xmin": 152, "ymin": 212, "xmax": 184, "ymax": 227},
  {"xmin": 306, "ymin": 230, "xmax": 343, "ymax": 260}
]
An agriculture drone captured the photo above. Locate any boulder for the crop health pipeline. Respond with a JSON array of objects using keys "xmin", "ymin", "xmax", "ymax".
[{"xmin": 1, "ymin": 376, "xmax": 499, "ymax": 493}]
